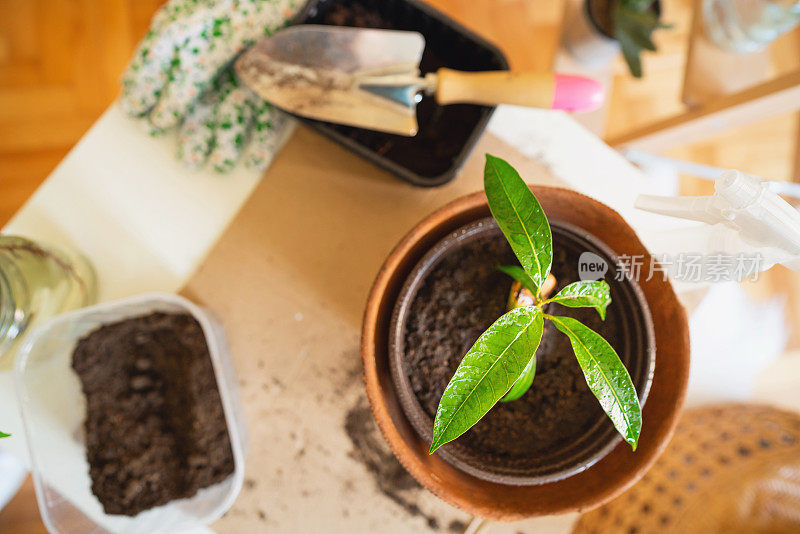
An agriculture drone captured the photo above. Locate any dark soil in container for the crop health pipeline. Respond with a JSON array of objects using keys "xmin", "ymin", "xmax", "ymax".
[
  {"xmin": 403, "ymin": 233, "xmax": 625, "ymax": 463},
  {"xmin": 587, "ymin": 0, "xmax": 615, "ymax": 38},
  {"xmin": 72, "ymin": 312, "xmax": 234, "ymax": 516},
  {"xmin": 299, "ymin": 0, "xmax": 505, "ymax": 182},
  {"xmin": 586, "ymin": 0, "xmax": 661, "ymax": 38}
]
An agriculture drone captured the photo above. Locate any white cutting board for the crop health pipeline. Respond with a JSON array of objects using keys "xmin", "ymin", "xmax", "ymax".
[{"xmin": 4, "ymin": 103, "xmax": 295, "ymax": 302}]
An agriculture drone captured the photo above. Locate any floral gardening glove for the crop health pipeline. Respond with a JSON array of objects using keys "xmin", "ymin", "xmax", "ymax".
[
  {"xmin": 121, "ymin": 0, "xmax": 302, "ymax": 172},
  {"xmin": 177, "ymin": 66, "xmax": 293, "ymax": 171}
]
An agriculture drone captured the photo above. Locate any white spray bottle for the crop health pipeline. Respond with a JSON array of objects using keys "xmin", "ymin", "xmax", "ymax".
[{"xmin": 634, "ymin": 169, "xmax": 800, "ymax": 284}]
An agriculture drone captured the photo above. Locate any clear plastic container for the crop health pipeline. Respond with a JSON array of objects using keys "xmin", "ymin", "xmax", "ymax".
[{"xmin": 14, "ymin": 293, "xmax": 247, "ymax": 534}]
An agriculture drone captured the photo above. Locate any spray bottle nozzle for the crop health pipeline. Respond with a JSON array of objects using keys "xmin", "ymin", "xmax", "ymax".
[
  {"xmin": 635, "ymin": 170, "xmax": 800, "ymax": 275},
  {"xmin": 716, "ymin": 170, "xmax": 764, "ymax": 209}
]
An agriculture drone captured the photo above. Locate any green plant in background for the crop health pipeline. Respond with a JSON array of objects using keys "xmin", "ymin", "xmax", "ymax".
[
  {"xmin": 0, "ymin": 431, "xmax": 9, "ymax": 438},
  {"xmin": 429, "ymin": 155, "xmax": 642, "ymax": 454},
  {"xmin": 614, "ymin": 0, "xmax": 671, "ymax": 78}
]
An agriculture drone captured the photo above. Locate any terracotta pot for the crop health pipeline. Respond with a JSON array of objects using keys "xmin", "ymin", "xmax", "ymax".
[
  {"xmin": 361, "ymin": 187, "xmax": 690, "ymax": 520},
  {"xmin": 388, "ymin": 217, "xmax": 656, "ymax": 485}
]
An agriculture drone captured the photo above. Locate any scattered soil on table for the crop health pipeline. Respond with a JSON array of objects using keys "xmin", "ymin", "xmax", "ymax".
[
  {"xmin": 305, "ymin": 0, "xmax": 496, "ymax": 179},
  {"xmin": 344, "ymin": 398, "xmax": 467, "ymax": 532},
  {"xmin": 72, "ymin": 312, "xmax": 234, "ymax": 516},
  {"xmin": 344, "ymin": 400, "xmax": 426, "ymax": 521},
  {"xmin": 403, "ymin": 233, "xmax": 625, "ymax": 463}
]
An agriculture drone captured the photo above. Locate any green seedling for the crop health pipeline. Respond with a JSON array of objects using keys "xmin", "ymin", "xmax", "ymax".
[{"xmin": 429, "ymin": 155, "xmax": 642, "ymax": 454}]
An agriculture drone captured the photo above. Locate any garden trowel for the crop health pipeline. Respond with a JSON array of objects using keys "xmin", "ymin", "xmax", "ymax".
[{"xmin": 235, "ymin": 25, "xmax": 604, "ymax": 135}]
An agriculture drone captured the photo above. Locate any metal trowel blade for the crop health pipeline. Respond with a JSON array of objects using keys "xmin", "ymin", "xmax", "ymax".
[{"xmin": 235, "ymin": 25, "xmax": 426, "ymax": 136}]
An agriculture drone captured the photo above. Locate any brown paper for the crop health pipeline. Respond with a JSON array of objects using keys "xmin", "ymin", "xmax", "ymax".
[{"xmin": 182, "ymin": 125, "xmax": 561, "ymax": 532}]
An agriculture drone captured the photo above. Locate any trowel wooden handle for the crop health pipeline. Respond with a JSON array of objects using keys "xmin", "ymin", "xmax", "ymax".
[{"xmin": 434, "ymin": 68, "xmax": 604, "ymax": 112}]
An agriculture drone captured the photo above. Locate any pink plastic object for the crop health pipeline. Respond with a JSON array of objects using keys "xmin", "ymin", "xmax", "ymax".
[{"xmin": 552, "ymin": 74, "xmax": 605, "ymax": 112}]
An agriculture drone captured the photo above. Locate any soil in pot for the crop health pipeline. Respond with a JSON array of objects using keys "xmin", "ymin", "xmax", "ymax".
[
  {"xmin": 586, "ymin": 0, "xmax": 661, "ymax": 39},
  {"xmin": 71, "ymin": 312, "xmax": 234, "ymax": 516},
  {"xmin": 587, "ymin": 0, "xmax": 615, "ymax": 38},
  {"xmin": 402, "ymin": 226, "xmax": 632, "ymax": 473}
]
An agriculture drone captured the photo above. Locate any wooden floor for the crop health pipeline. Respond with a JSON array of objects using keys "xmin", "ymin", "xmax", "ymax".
[{"xmin": 0, "ymin": 0, "xmax": 798, "ymax": 531}]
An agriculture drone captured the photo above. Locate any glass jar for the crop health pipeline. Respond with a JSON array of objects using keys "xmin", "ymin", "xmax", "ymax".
[
  {"xmin": 704, "ymin": 0, "xmax": 800, "ymax": 53},
  {"xmin": 0, "ymin": 235, "xmax": 97, "ymax": 365}
]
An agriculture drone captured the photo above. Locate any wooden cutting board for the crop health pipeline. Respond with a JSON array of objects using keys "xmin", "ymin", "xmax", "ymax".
[{"xmin": 182, "ymin": 125, "xmax": 570, "ymax": 533}]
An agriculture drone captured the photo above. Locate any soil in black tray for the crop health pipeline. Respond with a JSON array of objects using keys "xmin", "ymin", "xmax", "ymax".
[
  {"xmin": 305, "ymin": 0, "xmax": 493, "ymax": 178},
  {"xmin": 72, "ymin": 312, "xmax": 234, "ymax": 516},
  {"xmin": 404, "ymin": 234, "xmax": 625, "ymax": 461}
]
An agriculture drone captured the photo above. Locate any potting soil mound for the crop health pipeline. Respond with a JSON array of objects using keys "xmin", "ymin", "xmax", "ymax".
[{"xmin": 72, "ymin": 312, "xmax": 234, "ymax": 516}]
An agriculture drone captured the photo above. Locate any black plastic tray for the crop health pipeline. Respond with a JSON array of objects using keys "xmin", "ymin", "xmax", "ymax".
[{"xmin": 291, "ymin": 0, "xmax": 509, "ymax": 187}]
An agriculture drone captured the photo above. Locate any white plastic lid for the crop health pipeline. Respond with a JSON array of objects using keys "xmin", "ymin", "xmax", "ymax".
[{"xmin": 716, "ymin": 169, "xmax": 762, "ymax": 209}]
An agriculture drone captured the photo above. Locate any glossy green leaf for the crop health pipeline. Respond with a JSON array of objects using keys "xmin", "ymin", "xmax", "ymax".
[
  {"xmin": 484, "ymin": 154, "xmax": 552, "ymax": 293},
  {"xmin": 0, "ymin": 431, "xmax": 9, "ymax": 438},
  {"xmin": 497, "ymin": 265, "xmax": 538, "ymax": 295},
  {"xmin": 548, "ymin": 315, "xmax": 642, "ymax": 450},
  {"xmin": 430, "ymin": 306, "xmax": 544, "ymax": 454},
  {"xmin": 500, "ymin": 352, "xmax": 536, "ymax": 402},
  {"xmin": 546, "ymin": 280, "xmax": 612, "ymax": 320}
]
